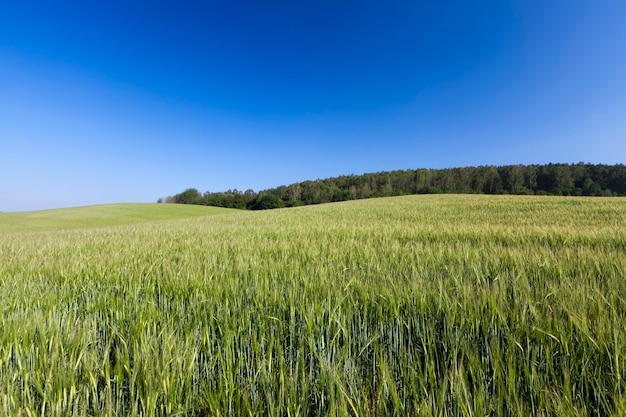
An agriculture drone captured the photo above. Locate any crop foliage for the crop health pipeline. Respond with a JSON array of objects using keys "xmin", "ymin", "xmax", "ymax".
[{"xmin": 0, "ymin": 195, "xmax": 625, "ymax": 416}]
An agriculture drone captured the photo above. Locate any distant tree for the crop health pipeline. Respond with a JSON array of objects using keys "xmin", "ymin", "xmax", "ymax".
[
  {"xmin": 286, "ymin": 183, "xmax": 302, "ymax": 201},
  {"xmin": 582, "ymin": 178, "xmax": 602, "ymax": 196},
  {"xmin": 244, "ymin": 189, "xmax": 257, "ymax": 204},
  {"xmin": 421, "ymin": 186, "xmax": 442, "ymax": 194},
  {"xmin": 524, "ymin": 165, "xmax": 538, "ymax": 192},
  {"xmin": 250, "ymin": 194, "xmax": 285, "ymax": 210},
  {"xmin": 332, "ymin": 189, "xmax": 356, "ymax": 202},
  {"xmin": 537, "ymin": 164, "xmax": 571, "ymax": 195},
  {"xmin": 379, "ymin": 174, "xmax": 393, "ymax": 196},
  {"xmin": 481, "ymin": 166, "xmax": 502, "ymax": 194},
  {"xmin": 500, "ymin": 165, "xmax": 525, "ymax": 194},
  {"xmin": 166, "ymin": 163, "xmax": 625, "ymax": 209},
  {"xmin": 607, "ymin": 164, "xmax": 626, "ymax": 195},
  {"xmin": 174, "ymin": 188, "xmax": 202, "ymax": 205},
  {"xmin": 414, "ymin": 169, "xmax": 430, "ymax": 193}
]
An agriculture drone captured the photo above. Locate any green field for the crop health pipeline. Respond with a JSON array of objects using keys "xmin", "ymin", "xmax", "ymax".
[
  {"xmin": 0, "ymin": 203, "xmax": 235, "ymax": 233},
  {"xmin": 1, "ymin": 195, "xmax": 625, "ymax": 416}
]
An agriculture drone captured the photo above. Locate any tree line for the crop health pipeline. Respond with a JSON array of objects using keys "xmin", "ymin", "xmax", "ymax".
[{"xmin": 160, "ymin": 163, "xmax": 626, "ymax": 210}]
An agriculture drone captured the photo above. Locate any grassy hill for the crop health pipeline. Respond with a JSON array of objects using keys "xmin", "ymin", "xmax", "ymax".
[
  {"xmin": 1, "ymin": 195, "xmax": 625, "ymax": 415},
  {"xmin": 0, "ymin": 203, "xmax": 237, "ymax": 233}
]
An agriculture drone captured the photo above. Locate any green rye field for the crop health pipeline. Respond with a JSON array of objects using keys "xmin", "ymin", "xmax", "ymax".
[
  {"xmin": 0, "ymin": 203, "xmax": 236, "ymax": 233},
  {"xmin": 0, "ymin": 195, "xmax": 625, "ymax": 416}
]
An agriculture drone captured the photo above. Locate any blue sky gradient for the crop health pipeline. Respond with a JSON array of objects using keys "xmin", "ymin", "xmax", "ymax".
[{"xmin": 2, "ymin": 1, "xmax": 625, "ymax": 211}]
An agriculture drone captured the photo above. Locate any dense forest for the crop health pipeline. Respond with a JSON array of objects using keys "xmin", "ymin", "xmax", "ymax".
[{"xmin": 161, "ymin": 163, "xmax": 626, "ymax": 210}]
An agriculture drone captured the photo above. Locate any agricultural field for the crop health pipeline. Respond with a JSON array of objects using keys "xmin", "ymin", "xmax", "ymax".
[
  {"xmin": 0, "ymin": 195, "xmax": 625, "ymax": 416},
  {"xmin": 0, "ymin": 203, "xmax": 236, "ymax": 233}
]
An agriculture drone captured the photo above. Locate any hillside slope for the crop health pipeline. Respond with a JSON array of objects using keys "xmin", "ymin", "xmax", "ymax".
[
  {"xmin": 1, "ymin": 195, "xmax": 625, "ymax": 415},
  {"xmin": 0, "ymin": 203, "xmax": 237, "ymax": 233}
]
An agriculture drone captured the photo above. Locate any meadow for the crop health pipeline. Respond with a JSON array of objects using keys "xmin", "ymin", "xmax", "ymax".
[{"xmin": 0, "ymin": 195, "xmax": 625, "ymax": 416}]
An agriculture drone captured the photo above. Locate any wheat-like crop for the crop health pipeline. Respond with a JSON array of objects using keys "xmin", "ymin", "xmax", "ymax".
[{"xmin": 1, "ymin": 195, "xmax": 624, "ymax": 416}]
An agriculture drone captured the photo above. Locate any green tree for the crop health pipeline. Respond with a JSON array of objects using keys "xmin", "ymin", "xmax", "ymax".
[
  {"xmin": 174, "ymin": 188, "xmax": 202, "ymax": 205},
  {"xmin": 250, "ymin": 194, "xmax": 285, "ymax": 210},
  {"xmin": 501, "ymin": 165, "xmax": 525, "ymax": 194}
]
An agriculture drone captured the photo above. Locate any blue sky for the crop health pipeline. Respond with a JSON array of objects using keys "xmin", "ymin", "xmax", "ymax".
[{"xmin": 1, "ymin": 1, "xmax": 625, "ymax": 211}]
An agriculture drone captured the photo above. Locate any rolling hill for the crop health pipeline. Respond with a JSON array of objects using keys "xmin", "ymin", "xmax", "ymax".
[{"xmin": 0, "ymin": 203, "xmax": 237, "ymax": 233}]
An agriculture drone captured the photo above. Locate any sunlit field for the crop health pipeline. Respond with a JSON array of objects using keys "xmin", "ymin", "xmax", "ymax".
[
  {"xmin": 1, "ymin": 195, "xmax": 625, "ymax": 416},
  {"xmin": 0, "ymin": 203, "xmax": 235, "ymax": 233}
]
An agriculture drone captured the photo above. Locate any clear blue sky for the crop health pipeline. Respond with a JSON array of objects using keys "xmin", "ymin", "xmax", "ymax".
[{"xmin": 2, "ymin": 1, "xmax": 625, "ymax": 211}]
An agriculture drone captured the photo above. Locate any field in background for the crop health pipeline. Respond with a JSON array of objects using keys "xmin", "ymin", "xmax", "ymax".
[
  {"xmin": 1, "ymin": 195, "xmax": 625, "ymax": 416},
  {"xmin": 0, "ymin": 203, "xmax": 236, "ymax": 233}
]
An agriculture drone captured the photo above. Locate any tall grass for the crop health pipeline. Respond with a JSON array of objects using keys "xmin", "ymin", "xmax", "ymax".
[{"xmin": 1, "ymin": 195, "xmax": 625, "ymax": 416}]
